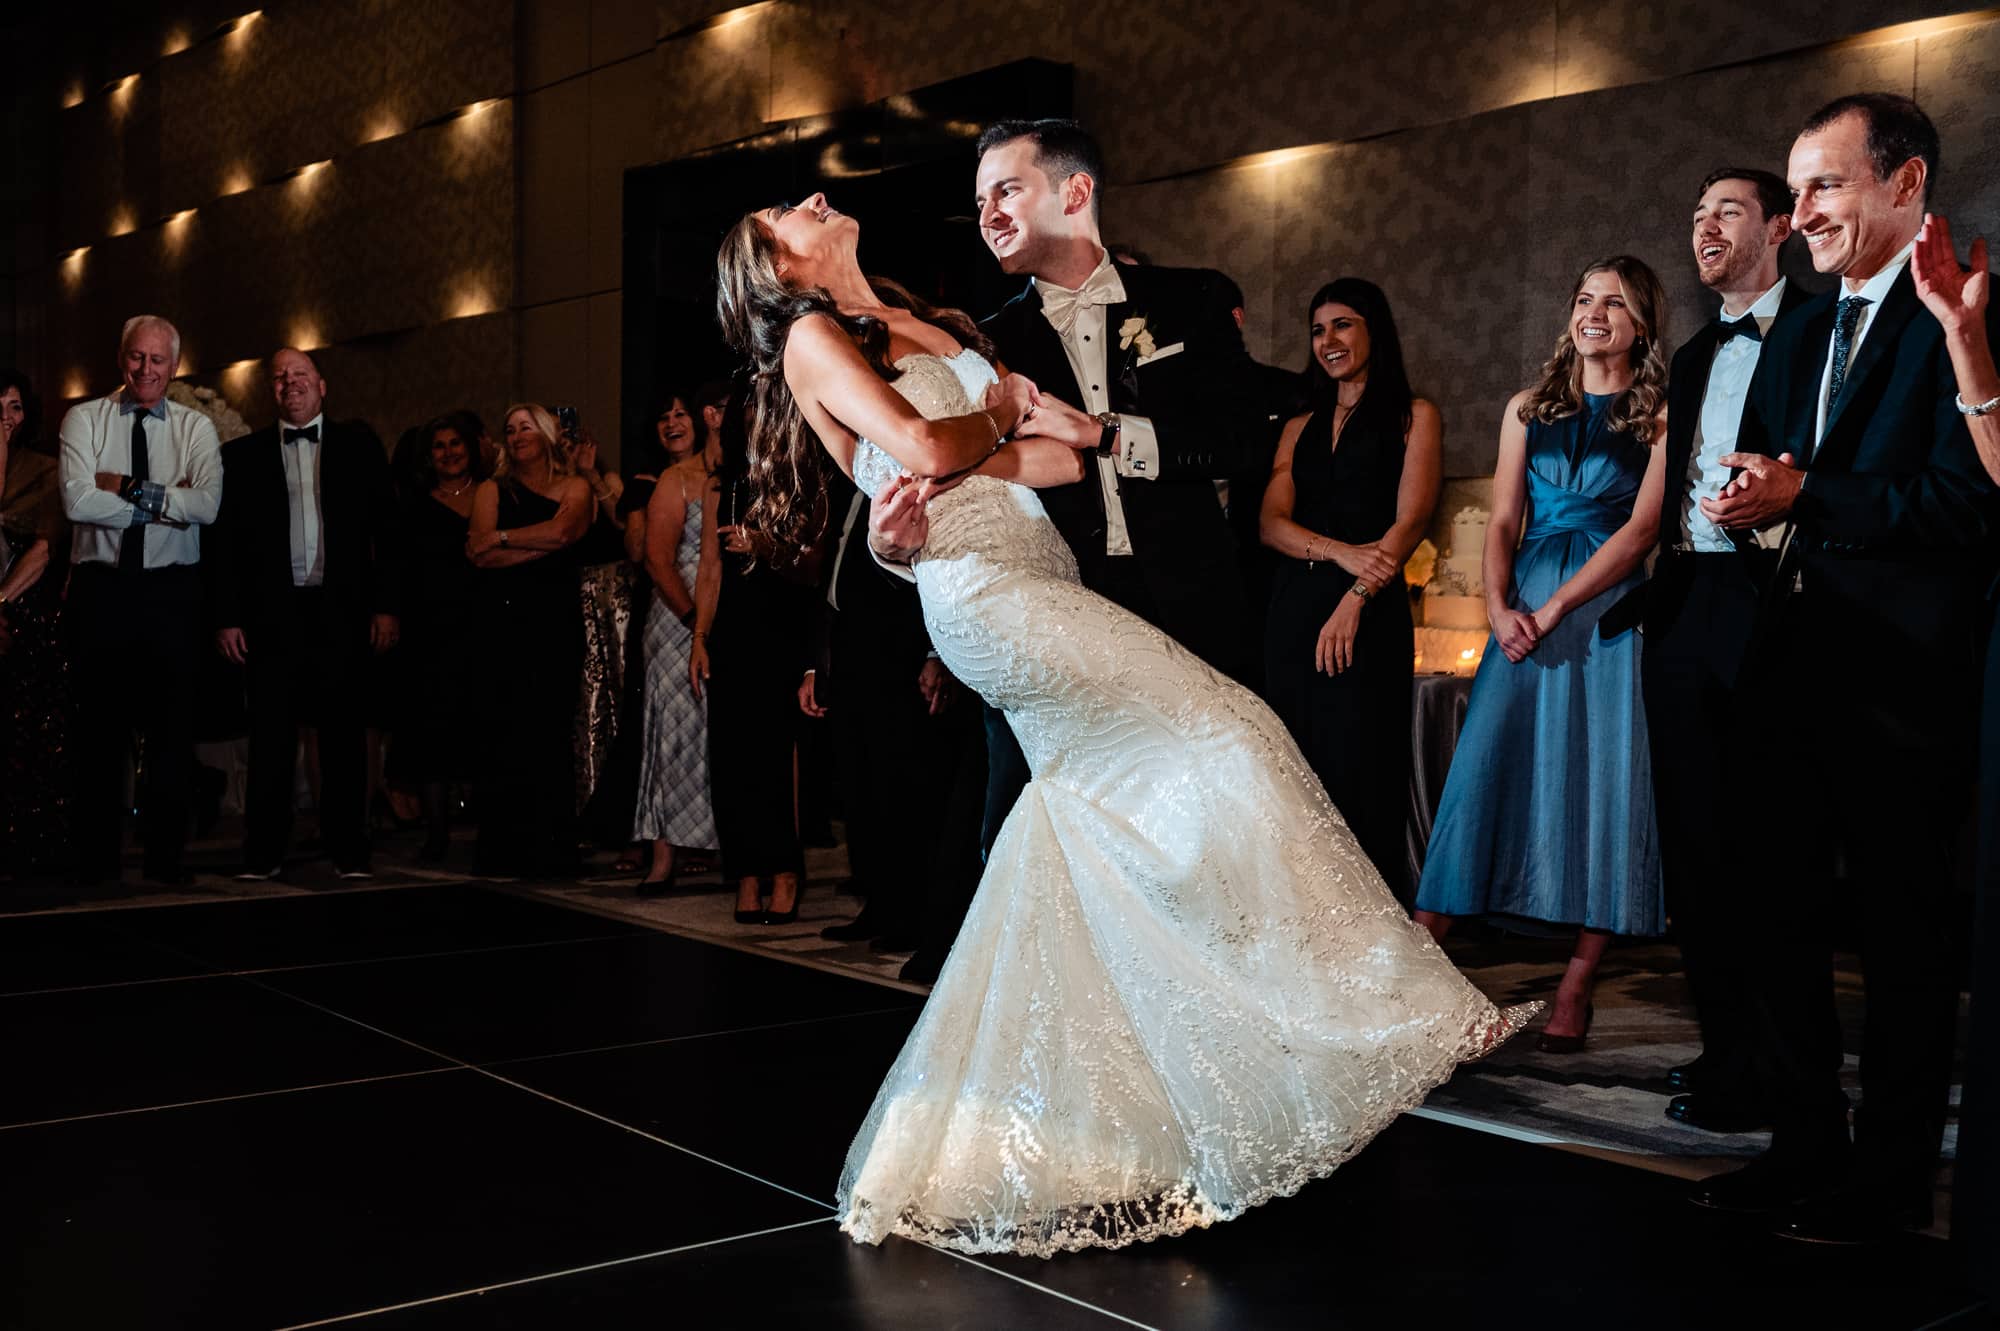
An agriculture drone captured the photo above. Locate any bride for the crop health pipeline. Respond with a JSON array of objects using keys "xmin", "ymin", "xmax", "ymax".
[{"xmin": 715, "ymin": 193, "xmax": 1534, "ymax": 1258}]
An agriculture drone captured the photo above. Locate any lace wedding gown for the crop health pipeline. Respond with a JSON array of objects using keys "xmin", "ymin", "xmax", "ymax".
[{"xmin": 838, "ymin": 349, "xmax": 1533, "ymax": 1257}]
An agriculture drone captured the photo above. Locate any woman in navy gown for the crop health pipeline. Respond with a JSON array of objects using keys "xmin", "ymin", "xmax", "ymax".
[{"xmin": 1414, "ymin": 255, "xmax": 1670, "ymax": 1052}]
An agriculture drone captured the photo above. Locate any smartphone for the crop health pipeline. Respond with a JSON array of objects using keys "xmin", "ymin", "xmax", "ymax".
[{"xmin": 555, "ymin": 405, "xmax": 580, "ymax": 438}]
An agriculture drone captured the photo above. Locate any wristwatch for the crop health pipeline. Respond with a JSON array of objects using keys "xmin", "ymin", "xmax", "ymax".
[{"xmin": 1093, "ymin": 412, "xmax": 1121, "ymax": 458}]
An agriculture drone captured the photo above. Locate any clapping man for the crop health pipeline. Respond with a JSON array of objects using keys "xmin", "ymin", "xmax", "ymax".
[
  {"xmin": 58, "ymin": 315, "xmax": 222, "ymax": 884},
  {"xmin": 206, "ymin": 348, "xmax": 399, "ymax": 880}
]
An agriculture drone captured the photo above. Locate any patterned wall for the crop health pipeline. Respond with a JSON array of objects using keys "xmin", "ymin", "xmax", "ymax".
[{"xmin": 24, "ymin": 0, "xmax": 2000, "ymax": 484}]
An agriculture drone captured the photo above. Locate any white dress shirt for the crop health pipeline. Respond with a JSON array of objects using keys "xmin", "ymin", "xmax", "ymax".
[
  {"xmin": 1681, "ymin": 278, "xmax": 1788, "ymax": 552},
  {"xmin": 59, "ymin": 388, "xmax": 223, "ymax": 568},
  {"xmin": 1813, "ymin": 239, "xmax": 1915, "ymax": 449},
  {"xmin": 280, "ymin": 413, "xmax": 326, "ymax": 586},
  {"xmin": 1035, "ymin": 252, "xmax": 1162, "ymax": 557}
]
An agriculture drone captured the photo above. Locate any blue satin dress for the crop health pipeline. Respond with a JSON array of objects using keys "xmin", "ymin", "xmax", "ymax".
[{"xmin": 1415, "ymin": 392, "xmax": 1663, "ymax": 936}]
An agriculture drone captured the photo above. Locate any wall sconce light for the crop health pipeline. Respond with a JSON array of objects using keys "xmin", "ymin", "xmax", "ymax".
[
  {"xmin": 162, "ymin": 27, "xmax": 192, "ymax": 56},
  {"xmin": 162, "ymin": 209, "xmax": 197, "ymax": 255},
  {"xmin": 108, "ymin": 207, "xmax": 137, "ymax": 237},
  {"xmin": 220, "ymin": 166, "xmax": 255, "ymax": 196},
  {"xmin": 61, "ymin": 81, "xmax": 86, "ymax": 109},
  {"xmin": 229, "ymin": 10, "xmax": 263, "ymax": 35},
  {"xmin": 64, "ymin": 371, "xmax": 91, "ymax": 400},
  {"xmin": 289, "ymin": 321, "xmax": 323, "ymax": 351},
  {"xmin": 60, "ymin": 247, "xmax": 88, "ymax": 289},
  {"xmin": 448, "ymin": 280, "xmax": 498, "ymax": 320},
  {"xmin": 363, "ymin": 112, "xmax": 403, "ymax": 144},
  {"xmin": 106, "ymin": 74, "xmax": 139, "ymax": 120}
]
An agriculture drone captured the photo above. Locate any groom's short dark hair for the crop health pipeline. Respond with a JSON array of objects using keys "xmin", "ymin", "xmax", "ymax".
[{"xmin": 978, "ymin": 119, "xmax": 1106, "ymax": 215}]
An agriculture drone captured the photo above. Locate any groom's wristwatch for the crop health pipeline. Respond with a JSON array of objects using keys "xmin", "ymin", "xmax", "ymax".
[{"xmin": 1093, "ymin": 412, "xmax": 1121, "ymax": 457}]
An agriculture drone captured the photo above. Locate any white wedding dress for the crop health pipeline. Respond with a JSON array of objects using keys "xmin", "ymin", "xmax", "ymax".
[{"xmin": 837, "ymin": 349, "xmax": 1532, "ymax": 1257}]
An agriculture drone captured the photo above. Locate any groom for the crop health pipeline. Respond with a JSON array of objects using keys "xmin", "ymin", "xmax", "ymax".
[{"xmin": 968, "ymin": 119, "xmax": 1271, "ymax": 848}]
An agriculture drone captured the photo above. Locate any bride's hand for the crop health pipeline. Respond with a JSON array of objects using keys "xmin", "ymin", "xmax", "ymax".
[
  {"xmin": 868, "ymin": 475, "xmax": 928, "ymax": 562},
  {"xmin": 985, "ymin": 373, "xmax": 1038, "ymax": 435},
  {"xmin": 1010, "ymin": 390, "xmax": 1097, "ymax": 450}
]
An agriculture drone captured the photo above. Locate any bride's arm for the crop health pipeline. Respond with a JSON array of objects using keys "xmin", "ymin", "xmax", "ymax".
[
  {"xmin": 972, "ymin": 439, "xmax": 1087, "ymax": 488},
  {"xmin": 784, "ymin": 315, "xmax": 1023, "ymax": 478}
]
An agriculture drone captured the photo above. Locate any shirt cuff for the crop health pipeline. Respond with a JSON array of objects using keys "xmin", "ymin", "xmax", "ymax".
[
  {"xmin": 867, "ymin": 542, "xmax": 920, "ymax": 584},
  {"xmin": 1112, "ymin": 414, "xmax": 1159, "ymax": 480},
  {"xmin": 129, "ymin": 480, "xmax": 168, "ymax": 519}
]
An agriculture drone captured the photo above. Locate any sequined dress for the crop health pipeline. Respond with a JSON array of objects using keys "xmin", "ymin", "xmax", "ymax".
[{"xmin": 836, "ymin": 349, "xmax": 1534, "ymax": 1257}]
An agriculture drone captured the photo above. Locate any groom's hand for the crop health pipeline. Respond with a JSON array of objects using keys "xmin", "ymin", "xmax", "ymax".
[
  {"xmin": 868, "ymin": 475, "xmax": 928, "ymax": 563},
  {"xmin": 1012, "ymin": 391, "xmax": 1097, "ymax": 450}
]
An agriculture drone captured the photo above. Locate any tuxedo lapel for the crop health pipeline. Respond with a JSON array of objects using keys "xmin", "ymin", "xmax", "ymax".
[
  {"xmin": 1104, "ymin": 268, "xmax": 1148, "ymax": 412},
  {"xmin": 1001, "ymin": 284, "xmax": 1086, "ymax": 410},
  {"xmin": 1816, "ymin": 269, "xmax": 1920, "ymax": 460}
]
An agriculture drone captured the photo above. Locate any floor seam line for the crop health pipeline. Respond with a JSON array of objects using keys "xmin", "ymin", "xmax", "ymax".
[
  {"xmin": 267, "ymin": 1217, "xmax": 837, "ymax": 1329},
  {"xmin": 0, "ymin": 1066, "xmax": 458, "ymax": 1132},
  {"xmin": 0, "ymin": 930, "xmax": 644, "ymax": 1000},
  {"xmin": 943, "ymin": 1251, "xmax": 1162, "ymax": 1330},
  {"xmin": 475, "ymin": 1005, "xmax": 919, "ymax": 1068},
  {"xmin": 241, "ymin": 975, "xmax": 838, "ymax": 1211}
]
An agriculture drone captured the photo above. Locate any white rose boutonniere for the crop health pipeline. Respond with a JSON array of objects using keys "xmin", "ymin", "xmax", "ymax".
[{"xmin": 1117, "ymin": 316, "xmax": 1156, "ymax": 360}]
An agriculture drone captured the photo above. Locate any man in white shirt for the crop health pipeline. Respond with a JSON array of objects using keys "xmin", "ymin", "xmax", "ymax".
[
  {"xmin": 1640, "ymin": 166, "xmax": 1806, "ymax": 1139},
  {"xmin": 58, "ymin": 314, "xmax": 223, "ymax": 884},
  {"xmin": 205, "ymin": 348, "xmax": 399, "ymax": 880},
  {"xmin": 1691, "ymin": 93, "xmax": 1998, "ymax": 1246}
]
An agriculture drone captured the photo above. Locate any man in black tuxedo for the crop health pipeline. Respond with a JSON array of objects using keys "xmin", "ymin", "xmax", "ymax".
[
  {"xmin": 1688, "ymin": 94, "xmax": 2000, "ymax": 1244},
  {"xmin": 959, "ymin": 119, "xmax": 1271, "ymax": 850},
  {"xmin": 805, "ymin": 475, "xmax": 986, "ymax": 983},
  {"xmin": 1641, "ymin": 166, "xmax": 1809, "ymax": 1135},
  {"xmin": 207, "ymin": 349, "xmax": 400, "ymax": 879}
]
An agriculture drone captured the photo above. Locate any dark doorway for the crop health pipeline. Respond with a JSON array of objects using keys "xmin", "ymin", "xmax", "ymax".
[{"xmin": 618, "ymin": 59, "xmax": 1071, "ymax": 459}]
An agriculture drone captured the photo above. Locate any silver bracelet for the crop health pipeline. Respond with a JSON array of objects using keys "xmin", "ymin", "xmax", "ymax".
[{"xmin": 1956, "ymin": 390, "xmax": 2000, "ymax": 417}]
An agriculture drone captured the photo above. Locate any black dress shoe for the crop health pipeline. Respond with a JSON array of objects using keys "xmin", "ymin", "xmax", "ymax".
[
  {"xmin": 1687, "ymin": 1155, "xmax": 1838, "ymax": 1214},
  {"xmin": 1773, "ymin": 1189, "xmax": 1932, "ymax": 1245},
  {"xmin": 899, "ymin": 949, "xmax": 945, "ymax": 985},
  {"xmin": 1666, "ymin": 1093, "xmax": 1771, "ymax": 1134},
  {"xmin": 1665, "ymin": 1063, "xmax": 1699, "ymax": 1093},
  {"xmin": 821, "ymin": 912, "xmax": 885, "ymax": 942}
]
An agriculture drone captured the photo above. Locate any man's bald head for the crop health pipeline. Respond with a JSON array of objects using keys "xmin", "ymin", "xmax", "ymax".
[{"xmin": 271, "ymin": 347, "xmax": 326, "ymax": 426}]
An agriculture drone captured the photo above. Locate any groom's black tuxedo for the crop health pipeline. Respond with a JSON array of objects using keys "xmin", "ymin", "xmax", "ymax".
[
  {"xmin": 1639, "ymin": 277, "xmax": 1809, "ymax": 1118},
  {"xmin": 1729, "ymin": 262, "xmax": 1999, "ymax": 1199},
  {"xmin": 980, "ymin": 263, "xmax": 1270, "ymax": 680}
]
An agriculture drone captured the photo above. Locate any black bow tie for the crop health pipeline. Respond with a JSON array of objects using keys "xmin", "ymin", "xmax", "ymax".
[
  {"xmin": 1714, "ymin": 316, "xmax": 1762, "ymax": 345},
  {"xmin": 283, "ymin": 424, "xmax": 320, "ymax": 443}
]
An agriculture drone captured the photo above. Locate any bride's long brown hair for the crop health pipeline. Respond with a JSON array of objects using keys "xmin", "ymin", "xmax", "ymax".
[{"xmin": 715, "ymin": 208, "xmax": 994, "ymax": 561}]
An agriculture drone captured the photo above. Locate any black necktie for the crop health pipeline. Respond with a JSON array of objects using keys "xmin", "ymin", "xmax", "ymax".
[
  {"xmin": 119, "ymin": 412, "xmax": 149, "ymax": 571},
  {"xmin": 1714, "ymin": 316, "xmax": 1762, "ymax": 344},
  {"xmin": 1827, "ymin": 296, "xmax": 1868, "ymax": 411},
  {"xmin": 283, "ymin": 424, "xmax": 319, "ymax": 443}
]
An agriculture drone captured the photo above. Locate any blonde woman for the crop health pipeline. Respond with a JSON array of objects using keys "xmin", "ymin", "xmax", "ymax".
[
  {"xmin": 1414, "ymin": 256, "xmax": 1671, "ymax": 1053},
  {"xmin": 467, "ymin": 403, "xmax": 591, "ymax": 876}
]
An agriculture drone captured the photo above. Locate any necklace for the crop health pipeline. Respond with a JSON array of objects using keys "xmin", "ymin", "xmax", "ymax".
[{"xmin": 438, "ymin": 477, "xmax": 473, "ymax": 498}]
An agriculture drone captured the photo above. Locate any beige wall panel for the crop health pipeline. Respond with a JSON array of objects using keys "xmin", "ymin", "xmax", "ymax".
[
  {"xmin": 1552, "ymin": 0, "xmax": 1962, "ymax": 97},
  {"xmin": 520, "ymin": 297, "xmax": 593, "ymax": 414},
  {"xmin": 587, "ymin": 290, "xmax": 626, "ymax": 468},
  {"xmin": 521, "ymin": 0, "xmax": 593, "ymax": 89},
  {"xmin": 521, "ymin": 79, "xmax": 594, "ymax": 307},
  {"xmin": 655, "ymin": 15, "xmax": 775, "ymax": 160},
  {"xmin": 1073, "ymin": 0, "xmax": 1559, "ymax": 185},
  {"xmin": 783, "ymin": 0, "xmax": 1067, "ymax": 112},
  {"xmin": 593, "ymin": 0, "xmax": 660, "ymax": 66},
  {"xmin": 589, "ymin": 56, "xmax": 662, "ymax": 293},
  {"xmin": 1918, "ymin": 21, "xmax": 2000, "ymax": 227}
]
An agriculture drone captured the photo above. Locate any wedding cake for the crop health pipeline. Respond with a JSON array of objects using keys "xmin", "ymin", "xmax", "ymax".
[{"xmin": 1420, "ymin": 506, "xmax": 1489, "ymax": 631}]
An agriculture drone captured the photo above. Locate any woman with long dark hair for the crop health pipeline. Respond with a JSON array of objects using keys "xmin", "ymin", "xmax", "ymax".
[
  {"xmin": 713, "ymin": 192, "xmax": 1529, "ymax": 1258},
  {"xmin": 0, "ymin": 367, "xmax": 70, "ymax": 876},
  {"xmin": 1260, "ymin": 279, "xmax": 1440, "ymax": 897},
  {"xmin": 1414, "ymin": 255, "xmax": 1671, "ymax": 1052}
]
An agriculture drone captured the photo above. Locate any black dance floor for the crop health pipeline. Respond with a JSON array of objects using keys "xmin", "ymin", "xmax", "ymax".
[{"xmin": 3, "ymin": 883, "xmax": 1992, "ymax": 1329}]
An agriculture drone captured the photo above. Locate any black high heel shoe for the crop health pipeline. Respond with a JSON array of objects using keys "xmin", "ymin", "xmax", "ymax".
[
  {"xmin": 637, "ymin": 863, "xmax": 678, "ymax": 898},
  {"xmin": 1535, "ymin": 1002, "xmax": 1594, "ymax": 1055},
  {"xmin": 762, "ymin": 882, "xmax": 800, "ymax": 926},
  {"xmin": 733, "ymin": 882, "xmax": 766, "ymax": 925}
]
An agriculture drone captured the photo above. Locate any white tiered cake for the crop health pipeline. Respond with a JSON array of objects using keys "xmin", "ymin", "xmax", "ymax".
[{"xmin": 1421, "ymin": 507, "xmax": 1490, "ymax": 630}]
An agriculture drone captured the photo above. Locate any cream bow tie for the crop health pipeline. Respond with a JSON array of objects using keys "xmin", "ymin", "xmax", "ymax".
[{"xmin": 1039, "ymin": 264, "xmax": 1128, "ymax": 339}]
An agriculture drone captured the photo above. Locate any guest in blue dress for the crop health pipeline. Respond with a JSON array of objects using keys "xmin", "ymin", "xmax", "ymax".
[{"xmin": 1415, "ymin": 255, "xmax": 1671, "ymax": 1053}]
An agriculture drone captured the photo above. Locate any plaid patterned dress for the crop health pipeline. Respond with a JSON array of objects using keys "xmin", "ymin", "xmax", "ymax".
[{"xmin": 632, "ymin": 497, "xmax": 718, "ymax": 849}]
